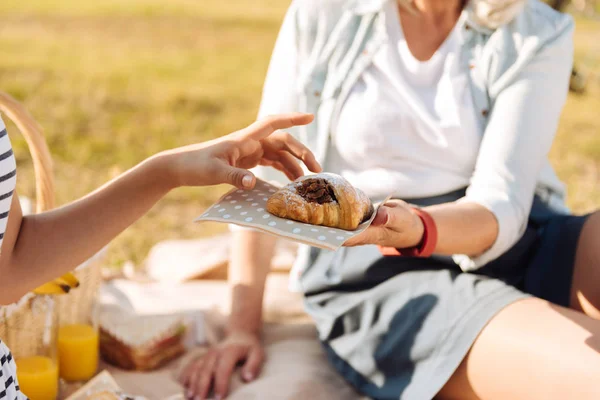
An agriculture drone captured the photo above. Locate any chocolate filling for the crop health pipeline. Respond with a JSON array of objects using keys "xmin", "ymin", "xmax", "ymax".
[{"xmin": 296, "ymin": 178, "xmax": 338, "ymax": 204}]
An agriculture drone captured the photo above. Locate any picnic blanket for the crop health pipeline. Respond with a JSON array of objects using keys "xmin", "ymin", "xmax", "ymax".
[
  {"xmin": 143, "ymin": 234, "xmax": 300, "ymax": 283},
  {"xmin": 96, "ymin": 273, "xmax": 364, "ymax": 400}
]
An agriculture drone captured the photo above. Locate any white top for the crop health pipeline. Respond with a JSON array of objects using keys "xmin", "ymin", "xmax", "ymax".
[
  {"xmin": 330, "ymin": 0, "xmax": 481, "ymax": 200},
  {"xmin": 247, "ymin": 0, "xmax": 573, "ymax": 276}
]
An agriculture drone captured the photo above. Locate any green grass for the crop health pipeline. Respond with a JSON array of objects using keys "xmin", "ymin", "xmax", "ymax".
[{"xmin": 0, "ymin": 1, "xmax": 598, "ymax": 267}]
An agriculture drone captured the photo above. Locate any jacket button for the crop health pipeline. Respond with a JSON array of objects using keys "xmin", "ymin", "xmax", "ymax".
[
  {"xmin": 469, "ymin": 64, "xmax": 475, "ymax": 69},
  {"xmin": 314, "ymin": 90, "xmax": 321, "ymax": 97},
  {"xmin": 362, "ymin": 49, "xmax": 369, "ymax": 55},
  {"xmin": 465, "ymin": 25, "xmax": 470, "ymax": 30},
  {"xmin": 481, "ymin": 109, "xmax": 488, "ymax": 117}
]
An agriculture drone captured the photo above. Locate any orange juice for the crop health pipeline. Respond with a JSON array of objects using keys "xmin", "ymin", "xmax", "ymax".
[
  {"xmin": 57, "ymin": 324, "xmax": 99, "ymax": 381},
  {"xmin": 16, "ymin": 356, "xmax": 59, "ymax": 400}
]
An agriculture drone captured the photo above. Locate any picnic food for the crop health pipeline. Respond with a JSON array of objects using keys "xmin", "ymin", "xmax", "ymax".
[
  {"xmin": 65, "ymin": 370, "xmax": 145, "ymax": 400},
  {"xmin": 86, "ymin": 391, "xmax": 138, "ymax": 400},
  {"xmin": 85, "ymin": 391, "xmax": 147, "ymax": 400},
  {"xmin": 33, "ymin": 271, "xmax": 80, "ymax": 295},
  {"xmin": 266, "ymin": 173, "xmax": 373, "ymax": 230},
  {"xmin": 99, "ymin": 311, "xmax": 188, "ymax": 371}
]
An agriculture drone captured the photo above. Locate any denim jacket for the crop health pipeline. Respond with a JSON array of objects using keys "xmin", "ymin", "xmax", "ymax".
[{"xmin": 252, "ymin": 0, "xmax": 574, "ymax": 276}]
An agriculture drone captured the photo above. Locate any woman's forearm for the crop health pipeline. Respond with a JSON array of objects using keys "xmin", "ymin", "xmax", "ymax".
[
  {"xmin": 1, "ymin": 155, "xmax": 172, "ymax": 301},
  {"xmin": 227, "ymin": 230, "xmax": 276, "ymax": 335},
  {"xmin": 348, "ymin": 199, "xmax": 499, "ymax": 258},
  {"xmin": 424, "ymin": 201, "xmax": 498, "ymax": 256}
]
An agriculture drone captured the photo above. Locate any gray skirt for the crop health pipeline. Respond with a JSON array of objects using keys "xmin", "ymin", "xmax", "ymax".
[{"xmin": 298, "ymin": 189, "xmax": 589, "ymax": 400}]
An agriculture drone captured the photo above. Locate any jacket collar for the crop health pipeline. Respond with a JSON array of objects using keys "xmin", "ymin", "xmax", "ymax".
[
  {"xmin": 346, "ymin": 0, "xmax": 494, "ymax": 35},
  {"xmin": 347, "ymin": 0, "xmax": 388, "ymax": 15}
]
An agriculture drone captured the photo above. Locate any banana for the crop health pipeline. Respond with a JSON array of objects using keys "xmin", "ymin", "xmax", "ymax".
[
  {"xmin": 33, "ymin": 281, "xmax": 71, "ymax": 295},
  {"xmin": 32, "ymin": 271, "xmax": 80, "ymax": 295},
  {"xmin": 57, "ymin": 272, "xmax": 80, "ymax": 288}
]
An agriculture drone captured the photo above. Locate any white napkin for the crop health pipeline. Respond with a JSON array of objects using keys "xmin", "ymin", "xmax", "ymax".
[{"xmin": 98, "ymin": 280, "xmax": 210, "ymax": 345}]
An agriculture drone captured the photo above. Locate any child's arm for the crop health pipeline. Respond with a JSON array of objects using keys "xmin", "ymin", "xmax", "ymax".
[{"xmin": 0, "ymin": 113, "xmax": 319, "ymax": 304}]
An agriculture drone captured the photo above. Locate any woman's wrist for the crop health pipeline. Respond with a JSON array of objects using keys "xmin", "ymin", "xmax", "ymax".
[
  {"xmin": 225, "ymin": 323, "xmax": 262, "ymax": 338},
  {"xmin": 378, "ymin": 207, "xmax": 437, "ymax": 257},
  {"xmin": 406, "ymin": 208, "xmax": 426, "ymax": 248},
  {"xmin": 226, "ymin": 310, "xmax": 263, "ymax": 337}
]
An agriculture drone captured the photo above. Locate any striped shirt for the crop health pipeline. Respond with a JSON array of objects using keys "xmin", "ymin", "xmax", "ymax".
[
  {"xmin": 0, "ymin": 116, "xmax": 16, "ymax": 250},
  {"xmin": 0, "ymin": 115, "xmax": 27, "ymax": 400}
]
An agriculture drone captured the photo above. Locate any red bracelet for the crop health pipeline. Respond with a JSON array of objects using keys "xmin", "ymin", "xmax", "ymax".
[{"xmin": 378, "ymin": 207, "xmax": 438, "ymax": 258}]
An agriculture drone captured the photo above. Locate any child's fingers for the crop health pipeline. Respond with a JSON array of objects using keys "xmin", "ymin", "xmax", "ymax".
[
  {"xmin": 264, "ymin": 132, "xmax": 321, "ymax": 173},
  {"xmin": 272, "ymin": 151, "xmax": 304, "ymax": 179},
  {"xmin": 243, "ymin": 113, "xmax": 314, "ymax": 140},
  {"xmin": 259, "ymin": 159, "xmax": 297, "ymax": 181}
]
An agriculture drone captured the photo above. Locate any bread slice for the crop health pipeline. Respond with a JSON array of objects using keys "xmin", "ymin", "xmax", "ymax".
[
  {"xmin": 64, "ymin": 371, "xmax": 146, "ymax": 400},
  {"xmin": 86, "ymin": 391, "xmax": 147, "ymax": 400},
  {"xmin": 99, "ymin": 311, "xmax": 187, "ymax": 371},
  {"xmin": 86, "ymin": 391, "xmax": 125, "ymax": 400}
]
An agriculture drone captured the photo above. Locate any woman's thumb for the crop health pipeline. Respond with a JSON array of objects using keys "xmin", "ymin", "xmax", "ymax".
[{"xmin": 371, "ymin": 207, "xmax": 390, "ymax": 227}]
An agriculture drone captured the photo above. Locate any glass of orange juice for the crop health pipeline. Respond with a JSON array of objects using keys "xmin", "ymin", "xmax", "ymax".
[
  {"xmin": 57, "ymin": 298, "xmax": 99, "ymax": 383},
  {"xmin": 5, "ymin": 295, "xmax": 60, "ymax": 400}
]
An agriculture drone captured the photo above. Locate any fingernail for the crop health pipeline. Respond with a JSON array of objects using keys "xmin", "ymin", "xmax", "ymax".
[
  {"xmin": 186, "ymin": 390, "xmax": 193, "ymax": 399},
  {"xmin": 372, "ymin": 208, "xmax": 388, "ymax": 226},
  {"xmin": 382, "ymin": 209, "xmax": 389, "ymax": 225},
  {"xmin": 194, "ymin": 396, "xmax": 201, "ymax": 400},
  {"xmin": 243, "ymin": 371, "xmax": 254, "ymax": 381},
  {"xmin": 214, "ymin": 395, "xmax": 222, "ymax": 400},
  {"xmin": 242, "ymin": 175, "xmax": 253, "ymax": 188}
]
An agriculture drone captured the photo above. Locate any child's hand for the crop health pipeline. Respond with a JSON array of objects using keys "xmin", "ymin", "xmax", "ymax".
[
  {"xmin": 156, "ymin": 112, "xmax": 321, "ymax": 189},
  {"xmin": 0, "ymin": 113, "xmax": 318, "ymax": 303}
]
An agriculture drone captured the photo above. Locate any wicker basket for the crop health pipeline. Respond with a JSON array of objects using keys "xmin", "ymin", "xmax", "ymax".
[{"xmin": 0, "ymin": 91, "xmax": 105, "ymax": 354}]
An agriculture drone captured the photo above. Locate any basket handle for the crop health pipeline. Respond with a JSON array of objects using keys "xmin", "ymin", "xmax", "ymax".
[{"xmin": 0, "ymin": 92, "xmax": 55, "ymax": 212}]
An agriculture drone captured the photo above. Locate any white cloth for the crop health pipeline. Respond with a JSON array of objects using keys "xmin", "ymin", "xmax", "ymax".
[
  {"xmin": 331, "ymin": 0, "xmax": 480, "ymax": 200},
  {"xmin": 95, "ymin": 278, "xmax": 361, "ymax": 400},
  {"xmin": 238, "ymin": 0, "xmax": 574, "ymax": 276}
]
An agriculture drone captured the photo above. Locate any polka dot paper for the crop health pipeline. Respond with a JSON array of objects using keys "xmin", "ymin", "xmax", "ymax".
[{"xmin": 195, "ymin": 179, "xmax": 390, "ymax": 251}]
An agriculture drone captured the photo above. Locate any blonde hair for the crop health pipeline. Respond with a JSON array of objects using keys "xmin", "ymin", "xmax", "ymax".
[
  {"xmin": 398, "ymin": 0, "xmax": 527, "ymax": 29},
  {"xmin": 467, "ymin": 0, "xmax": 527, "ymax": 28}
]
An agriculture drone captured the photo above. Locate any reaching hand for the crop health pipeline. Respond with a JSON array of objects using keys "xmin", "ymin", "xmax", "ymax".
[{"xmin": 157, "ymin": 113, "xmax": 320, "ymax": 190}]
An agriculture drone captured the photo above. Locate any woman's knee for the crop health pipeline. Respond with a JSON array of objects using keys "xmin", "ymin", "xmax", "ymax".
[{"xmin": 439, "ymin": 297, "xmax": 600, "ymax": 400}]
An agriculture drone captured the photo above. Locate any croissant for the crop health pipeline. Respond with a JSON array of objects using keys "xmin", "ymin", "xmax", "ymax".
[{"xmin": 266, "ymin": 173, "xmax": 374, "ymax": 230}]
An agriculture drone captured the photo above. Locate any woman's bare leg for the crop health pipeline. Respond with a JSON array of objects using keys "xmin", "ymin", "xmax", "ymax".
[
  {"xmin": 570, "ymin": 211, "xmax": 600, "ymax": 318},
  {"xmin": 437, "ymin": 297, "xmax": 600, "ymax": 400}
]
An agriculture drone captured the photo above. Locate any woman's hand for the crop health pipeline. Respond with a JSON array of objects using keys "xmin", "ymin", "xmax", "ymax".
[
  {"xmin": 179, "ymin": 330, "xmax": 264, "ymax": 400},
  {"xmin": 345, "ymin": 200, "xmax": 424, "ymax": 248},
  {"xmin": 155, "ymin": 112, "xmax": 320, "ymax": 190}
]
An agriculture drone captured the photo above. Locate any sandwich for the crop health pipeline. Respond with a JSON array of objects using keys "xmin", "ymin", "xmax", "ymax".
[
  {"xmin": 86, "ymin": 391, "xmax": 145, "ymax": 400},
  {"xmin": 99, "ymin": 310, "xmax": 188, "ymax": 371}
]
